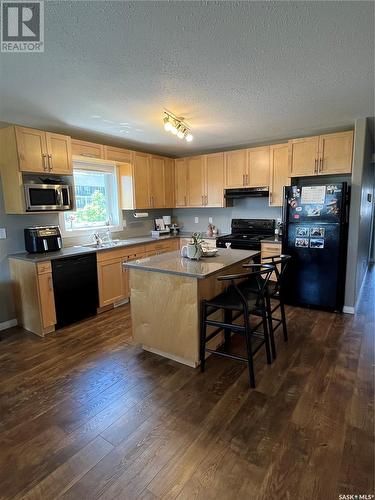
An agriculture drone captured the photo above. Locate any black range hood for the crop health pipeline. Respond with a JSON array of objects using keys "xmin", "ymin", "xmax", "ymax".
[{"xmin": 224, "ymin": 187, "xmax": 269, "ymax": 199}]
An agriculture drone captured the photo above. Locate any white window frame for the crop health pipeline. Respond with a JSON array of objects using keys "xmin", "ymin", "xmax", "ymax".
[{"xmin": 59, "ymin": 159, "xmax": 123, "ymax": 238}]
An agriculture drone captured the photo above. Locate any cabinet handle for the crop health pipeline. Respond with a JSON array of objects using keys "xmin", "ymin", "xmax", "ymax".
[
  {"xmin": 202, "ymin": 195, "xmax": 204, "ymax": 206},
  {"xmin": 205, "ymin": 195, "xmax": 208, "ymax": 205},
  {"xmin": 269, "ymin": 193, "xmax": 272, "ymax": 204},
  {"xmin": 42, "ymin": 154, "xmax": 48, "ymax": 171},
  {"xmin": 184, "ymin": 195, "xmax": 187, "ymax": 206},
  {"xmin": 47, "ymin": 154, "xmax": 53, "ymax": 172},
  {"xmin": 243, "ymin": 174, "xmax": 245, "ymax": 186},
  {"xmin": 319, "ymin": 158, "xmax": 323, "ymax": 173},
  {"xmin": 314, "ymin": 158, "xmax": 318, "ymax": 174}
]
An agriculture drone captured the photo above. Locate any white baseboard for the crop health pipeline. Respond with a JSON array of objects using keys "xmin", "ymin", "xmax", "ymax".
[
  {"xmin": 0, "ymin": 318, "xmax": 18, "ymax": 331},
  {"xmin": 343, "ymin": 306, "xmax": 355, "ymax": 314}
]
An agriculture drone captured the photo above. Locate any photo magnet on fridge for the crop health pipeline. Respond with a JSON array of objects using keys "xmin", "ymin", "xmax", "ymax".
[
  {"xmin": 310, "ymin": 238, "xmax": 324, "ymax": 249},
  {"xmin": 295, "ymin": 238, "xmax": 309, "ymax": 248},
  {"xmin": 296, "ymin": 227, "xmax": 309, "ymax": 237},
  {"xmin": 310, "ymin": 227, "xmax": 325, "ymax": 237}
]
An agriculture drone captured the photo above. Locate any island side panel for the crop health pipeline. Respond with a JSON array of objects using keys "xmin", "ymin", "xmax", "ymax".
[{"xmin": 129, "ymin": 269, "xmax": 199, "ymax": 367}]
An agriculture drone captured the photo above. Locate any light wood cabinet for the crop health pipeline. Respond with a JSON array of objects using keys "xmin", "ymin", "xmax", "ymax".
[
  {"xmin": 175, "ymin": 153, "xmax": 224, "ymax": 208},
  {"xmin": 269, "ymin": 144, "xmax": 289, "ymax": 207},
  {"xmin": 37, "ymin": 271, "xmax": 57, "ymax": 329},
  {"xmin": 187, "ymin": 156, "xmax": 205, "ymax": 207},
  {"xmin": 149, "ymin": 155, "xmax": 166, "ymax": 208},
  {"xmin": 72, "ymin": 139, "xmax": 104, "ymax": 159},
  {"xmin": 164, "ymin": 158, "xmax": 175, "ymax": 208},
  {"xmin": 318, "ymin": 131, "xmax": 353, "ymax": 175},
  {"xmin": 205, "ymin": 153, "xmax": 224, "ymax": 207},
  {"xmin": 133, "ymin": 152, "xmax": 151, "ymax": 208},
  {"xmin": 288, "ymin": 131, "xmax": 353, "ymax": 177},
  {"xmin": 261, "ymin": 242, "xmax": 282, "ymax": 281},
  {"xmin": 45, "ymin": 132, "xmax": 72, "ymax": 174},
  {"xmin": 9, "ymin": 258, "xmax": 57, "ymax": 337},
  {"xmin": 247, "ymin": 146, "xmax": 270, "ymax": 187},
  {"xmin": 175, "ymin": 158, "xmax": 188, "ymax": 207},
  {"xmin": 225, "ymin": 149, "xmax": 247, "ymax": 188},
  {"xmin": 104, "ymin": 145, "xmax": 132, "ymax": 163},
  {"xmin": 15, "ymin": 126, "xmax": 72, "ymax": 174},
  {"xmin": 97, "ymin": 245, "xmax": 146, "ymax": 307}
]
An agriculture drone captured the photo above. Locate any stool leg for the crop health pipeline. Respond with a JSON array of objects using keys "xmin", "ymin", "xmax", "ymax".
[
  {"xmin": 266, "ymin": 295, "xmax": 277, "ymax": 360},
  {"xmin": 244, "ymin": 311, "xmax": 256, "ymax": 388},
  {"xmin": 280, "ymin": 299, "xmax": 288, "ymax": 342},
  {"xmin": 262, "ymin": 308, "xmax": 272, "ymax": 365},
  {"xmin": 224, "ymin": 309, "xmax": 232, "ymax": 349},
  {"xmin": 199, "ymin": 301, "xmax": 207, "ymax": 372}
]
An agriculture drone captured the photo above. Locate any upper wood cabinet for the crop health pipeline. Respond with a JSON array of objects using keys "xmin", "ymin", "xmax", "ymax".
[
  {"xmin": 288, "ymin": 136, "xmax": 320, "ymax": 177},
  {"xmin": 133, "ymin": 152, "xmax": 151, "ymax": 209},
  {"xmin": 149, "ymin": 155, "xmax": 166, "ymax": 208},
  {"xmin": 104, "ymin": 145, "xmax": 132, "ymax": 163},
  {"xmin": 289, "ymin": 131, "xmax": 353, "ymax": 177},
  {"xmin": 187, "ymin": 156, "xmax": 205, "ymax": 207},
  {"xmin": 15, "ymin": 126, "xmax": 72, "ymax": 174},
  {"xmin": 205, "ymin": 152, "xmax": 224, "ymax": 207},
  {"xmin": 175, "ymin": 153, "xmax": 224, "ymax": 208},
  {"xmin": 247, "ymin": 146, "xmax": 270, "ymax": 187},
  {"xmin": 164, "ymin": 158, "xmax": 175, "ymax": 208},
  {"xmin": 269, "ymin": 144, "xmax": 289, "ymax": 207},
  {"xmin": 225, "ymin": 149, "xmax": 247, "ymax": 188},
  {"xmin": 175, "ymin": 158, "xmax": 188, "ymax": 207},
  {"xmin": 71, "ymin": 139, "xmax": 104, "ymax": 159},
  {"xmin": 318, "ymin": 131, "xmax": 353, "ymax": 175}
]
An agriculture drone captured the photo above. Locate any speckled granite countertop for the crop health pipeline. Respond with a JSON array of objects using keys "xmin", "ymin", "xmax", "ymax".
[{"xmin": 124, "ymin": 248, "xmax": 259, "ymax": 279}]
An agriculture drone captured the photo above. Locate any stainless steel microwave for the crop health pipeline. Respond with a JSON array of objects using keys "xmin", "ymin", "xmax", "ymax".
[{"xmin": 24, "ymin": 183, "xmax": 73, "ymax": 212}]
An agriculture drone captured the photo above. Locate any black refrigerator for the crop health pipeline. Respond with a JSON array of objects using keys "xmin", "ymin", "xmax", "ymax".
[{"xmin": 282, "ymin": 182, "xmax": 349, "ymax": 312}]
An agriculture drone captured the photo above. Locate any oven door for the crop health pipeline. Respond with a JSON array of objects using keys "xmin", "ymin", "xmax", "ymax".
[{"xmin": 24, "ymin": 184, "xmax": 71, "ymax": 211}]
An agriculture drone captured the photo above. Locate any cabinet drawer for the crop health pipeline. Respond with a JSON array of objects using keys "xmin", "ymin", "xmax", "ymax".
[
  {"xmin": 104, "ymin": 146, "xmax": 132, "ymax": 163},
  {"xmin": 71, "ymin": 140, "xmax": 104, "ymax": 159},
  {"xmin": 97, "ymin": 245, "xmax": 145, "ymax": 262},
  {"xmin": 37, "ymin": 261, "xmax": 52, "ymax": 275}
]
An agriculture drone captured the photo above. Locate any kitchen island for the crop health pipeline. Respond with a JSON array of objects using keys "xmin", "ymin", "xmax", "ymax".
[{"xmin": 125, "ymin": 248, "xmax": 259, "ymax": 367}]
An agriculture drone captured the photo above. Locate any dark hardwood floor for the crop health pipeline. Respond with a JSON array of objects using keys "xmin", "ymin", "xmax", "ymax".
[{"xmin": 0, "ymin": 268, "xmax": 374, "ymax": 499}]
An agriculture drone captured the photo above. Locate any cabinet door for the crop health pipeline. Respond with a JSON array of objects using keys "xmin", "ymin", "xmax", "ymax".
[
  {"xmin": 37, "ymin": 273, "xmax": 56, "ymax": 328},
  {"xmin": 247, "ymin": 146, "xmax": 270, "ymax": 187},
  {"xmin": 15, "ymin": 127, "xmax": 47, "ymax": 172},
  {"xmin": 187, "ymin": 156, "xmax": 205, "ymax": 207},
  {"xmin": 205, "ymin": 153, "xmax": 224, "ymax": 207},
  {"xmin": 175, "ymin": 159, "xmax": 188, "ymax": 207},
  {"xmin": 164, "ymin": 158, "xmax": 175, "ymax": 208},
  {"xmin": 46, "ymin": 133, "xmax": 72, "ymax": 174},
  {"xmin": 225, "ymin": 149, "xmax": 247, "ymax": 188},
  {"xmin": 269, "ymin": 144, "xmax": 289, "ymax": 207},
  {"xmin": 71, "ymin": 139, "xmax": 104, "ymax": 159},
  {"xmin": 318, "ymin": 131, "xmax": 353, "ymax": 175},
  {"xmin": 149, "ymin": 156, "xmax": 165, "ymax": 208},
  {"xmin": 97, "ymin": 258, "xmax": 125, "ymax": 307},
  {"xmin": 133, "ymin": 152, "xmax": 150, "ymax": 209},
  {"xmin": 288, "ymin": 136, "xmax": 320, "ymax": 177},
  {"xmin": 104, "ymin": 146, "xmax": 132, "ymax": 163}
]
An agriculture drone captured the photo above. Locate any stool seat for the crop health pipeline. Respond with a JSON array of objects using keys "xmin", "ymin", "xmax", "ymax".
[{"xmin": 205, "ymin": 286, "xmax": 259, "ymax": 313}]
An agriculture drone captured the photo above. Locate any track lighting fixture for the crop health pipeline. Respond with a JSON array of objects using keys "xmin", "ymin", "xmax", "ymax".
[{"xmin": 163, "ymin": 111, "xmax": 193, "ymax": 142}]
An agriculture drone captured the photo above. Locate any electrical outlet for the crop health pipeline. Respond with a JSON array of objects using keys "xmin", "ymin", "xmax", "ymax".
[
  {"xmin": 0, "ymin": 228, "xmax": 6, "ymax": 239},
  {"xmin": 194, "ymin": 217, "xmax": 199, "ymax": 224},
  {"xmin": 208, "ymin": 217, "xmax": 213, "ymax": 224}
]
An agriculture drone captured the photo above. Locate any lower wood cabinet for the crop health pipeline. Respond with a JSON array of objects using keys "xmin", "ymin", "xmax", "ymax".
[
  {"xmin": 9, "ymin": 258, "xmax": 57, "ymax": 337},
  {"xmin": 261, "ymin": 242, "xmax": 282, "ymax": 281}
]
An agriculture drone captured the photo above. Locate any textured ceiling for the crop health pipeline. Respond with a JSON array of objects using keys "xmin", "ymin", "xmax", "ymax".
[{"xmin": 0, "ymin": 1, "xmax": 374, "ymax": 156}]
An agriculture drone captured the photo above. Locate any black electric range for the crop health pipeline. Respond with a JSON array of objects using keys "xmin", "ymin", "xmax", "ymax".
[{"xmin": 216, "ymin": 219, "xmax": 275, "ymax": 250}]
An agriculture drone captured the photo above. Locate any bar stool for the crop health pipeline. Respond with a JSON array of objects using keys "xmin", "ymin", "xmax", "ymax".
[
  {"xmin": 199, "ymin": 265, "xmax": 274, "ymax": 388},
  {"xmin": 244, "ymin": 254, "xmax": 291, "ymax": 359}
]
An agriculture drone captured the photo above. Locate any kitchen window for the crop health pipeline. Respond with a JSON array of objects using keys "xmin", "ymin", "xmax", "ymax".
[{"xmin": 60, "ymin": 160, "xmax": 121, "ymax": 237}]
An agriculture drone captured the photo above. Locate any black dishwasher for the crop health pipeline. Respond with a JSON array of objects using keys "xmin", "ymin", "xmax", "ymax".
[{"xmin": 52, "ymin": 253, "xmax": 99, "ymax": 329}]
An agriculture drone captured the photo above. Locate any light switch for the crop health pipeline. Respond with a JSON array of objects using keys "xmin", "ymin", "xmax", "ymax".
[
  {"xmin": 208, "ymin": 217, "xmax": 213, "ymax": 224},
  {"xmin": 194, "ymin": 217, "xmax": 199, "ymax": 224},
  {"xmin": 0, "ymin": 228, "xmax": 6, "ymax": 239}
]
